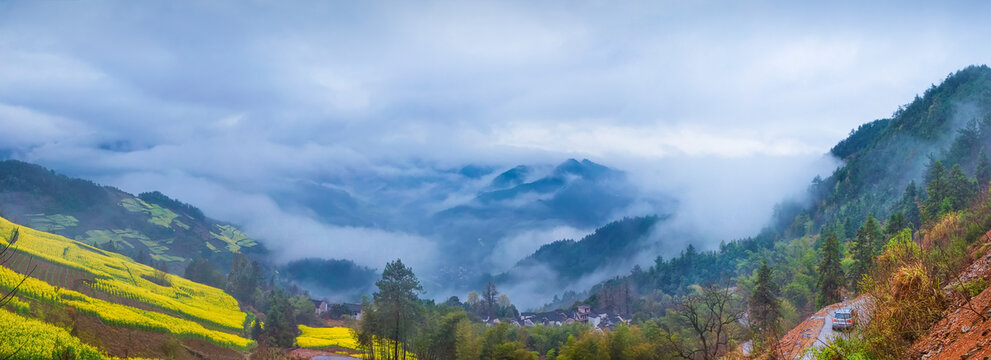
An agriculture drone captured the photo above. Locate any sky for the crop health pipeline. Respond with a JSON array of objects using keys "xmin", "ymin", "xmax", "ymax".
[{"xmin": 1, "ymin": 1, "xmax": 990, "ymax": 281}]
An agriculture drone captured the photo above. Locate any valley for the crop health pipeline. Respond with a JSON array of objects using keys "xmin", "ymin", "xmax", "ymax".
[{"xmin": 3, "ymin": 2, "xmax": 991, "ymax": 359}]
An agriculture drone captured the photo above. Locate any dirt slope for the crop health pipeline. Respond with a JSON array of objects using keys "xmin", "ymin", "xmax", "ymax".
[{"xmin": 909, "ymin": 238, "xmax": 991, "ymax": 360}]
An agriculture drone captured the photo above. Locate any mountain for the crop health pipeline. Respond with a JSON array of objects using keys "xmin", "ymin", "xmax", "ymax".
[
  {"xmin": 547, "ymin": 65, "xmax": 991, "ymax": 320},
  {"xmin": 502, "ymin": 216, "xmax": 663, "ymax": 283},
  {"xmin": 803, "ymin": 65, "xmax": 991, "ymax": 239},
  {"xmin": 281, "ymin": 258, "xmax": 378, "ymax": 300},
  {"xmin": 434, "ymin": 159, "xmax": 668, "ymax": 265},
  {"xmin": 451, "ymin": 158, "xmax": 630, "ymax": 221},
  {"xmin": 273, "ymin": 158, "xmax": 667, "ymax": 273},
  {"xmin": 0, "ymin": 160, "xmax": 263, "ymax": 271}
]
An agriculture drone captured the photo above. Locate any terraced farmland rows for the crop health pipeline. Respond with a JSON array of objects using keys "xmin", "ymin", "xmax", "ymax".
[
  {"xmin": 0, "ymin": 217, "xmax": 246, "ymax": 330},
  {"xmin": 0, "ymin": 217, "xmax": 255, "ymax": 352}
]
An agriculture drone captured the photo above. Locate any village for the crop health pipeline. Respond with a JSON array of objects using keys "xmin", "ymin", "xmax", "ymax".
[{"xmin": 311, "ymin": 299, "xmax": 631, "ymax": 331}]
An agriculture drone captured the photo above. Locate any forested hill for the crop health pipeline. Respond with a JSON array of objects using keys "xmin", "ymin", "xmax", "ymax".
[
  {"xmin": 554, "ymin": 65, "xmax": 991, "ymax": 316},
  {"xmin": 805, "ymin": 64, "xmax": 991, "ymax": 240},
  {"xmin": 502, "ymin": 216, "xmax": 663, "ymax": 283},
  {"xmin": 0, "ymin": 160, "xmax": 264, "ymax": 271}
]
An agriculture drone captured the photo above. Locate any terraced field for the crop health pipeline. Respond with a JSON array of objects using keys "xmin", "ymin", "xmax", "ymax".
[
  {"xmin": 121, "ymin": 197, "xmax": 187, "ymax": 229},
  {"xmin": 26, "ymin": 213, "xmax": 79, "ymax": 232},
  {"xmin": 211, "ymin": 224, "xmax": 257, "ymax": 253},
  {"xmin": 0, "ymin": 308, "xmax": 108, "ymax": 359},
  {"xmin": 0, "ymin": 216, "xmax": 255, "ymax": 357}
]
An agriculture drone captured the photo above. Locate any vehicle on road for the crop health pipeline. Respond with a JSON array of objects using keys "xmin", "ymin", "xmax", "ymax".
[{"xmin": 831, "ymin": 308, "xmax": 855, "ymax": 331}]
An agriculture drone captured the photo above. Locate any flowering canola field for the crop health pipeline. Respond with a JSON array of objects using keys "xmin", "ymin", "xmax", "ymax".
[
  {"xmin": 0, "ymin": 216, "xmax": 254, "ymax": 351},
  {"xmin": 0, "ymin": 308, "xmax": 106, "ymax": 359},
  {"xmin": 297, "ymin": 325, "xmax": 360, "ymax": 349},
  {"xmin": 0, "ymin": 217, "xmax": 245, "ymax": 331}
]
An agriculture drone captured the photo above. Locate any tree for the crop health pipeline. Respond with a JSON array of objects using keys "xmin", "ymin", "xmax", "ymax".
[
  {"xmin": 816, "ymin": 232, "xmax": 845, "ymax": 308},
  {"xmin": 850, "ymin": 214, "xmax": 882, "ymax": 290},
  {"xmin": 466, "ymin": 291, "xmax": 480, "ymax": 307},
  {"xmin": 923, "ymin": 159, "xmax": 948, "ymax": 222},
  {"xmin": 748, "ymin": 262, "xmax": 780, "ymax": 343},
  {"xmin": 290, "ymin": 295, "xmax": 318, "ymax": 326},
  {"xmin": 482, "ymin": 281, "xmax": 499, "ymax": 319},
  {"xmin": 227, "ymin": 253, "xmax": 261, "ymax": 304},
  {"xmin": 370, "ymin": 259, "xmax": 423, "ymax": 360},
  {"xmin": 665, "ymin": 285, "xmax": 743, "ymax": 360},
  {"xmin": 263, "ymin": 289, "xmax": 298, "ymax": 347},
  {"xmin": 978, "ymin": 149, "xmax": 991, "ymax": 188},
  {"xmin": 250, "ymin": 318, "xmax": 263, "ymax": 340},
  {"xmin": 184, "ymin": 258, "xmax": 224, "ymax": 288},
  {"xmin": 885, "ymin": 211, "xmax": 907, "ymax": 239},
  {"xmin": 923, "ymin": 160, "xmax": 978, "ymax": 222},
  {"xmin": 946, "ymin": 164, "xmax": 978, "ymax": 209},
  {"xmin": 444, "ymin": 296, "xmax": 462, "ymax": 308}
]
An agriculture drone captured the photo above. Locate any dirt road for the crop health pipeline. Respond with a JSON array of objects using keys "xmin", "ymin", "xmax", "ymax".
[{"xmin": 799, "ymin": 296, "xmax": 871, "ymax": 360}]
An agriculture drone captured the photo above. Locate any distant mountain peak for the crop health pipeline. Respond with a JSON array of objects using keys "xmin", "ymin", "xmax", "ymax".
[
  {"xmin": 490, "ymin": 165, "xmax": 532, "ymax": 189},
  {"xmin": 552, "ymin": 158, "xmax": 616, "ymax": 180}
]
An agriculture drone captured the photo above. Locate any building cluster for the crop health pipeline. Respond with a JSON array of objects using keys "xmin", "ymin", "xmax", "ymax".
[
  {"xmin": 311, "ymin": 299, "xmax": 362, "ymax": 320},
  {"xmin": 486, "ymin": 305, "xmax": 631, "ymax": 331}
]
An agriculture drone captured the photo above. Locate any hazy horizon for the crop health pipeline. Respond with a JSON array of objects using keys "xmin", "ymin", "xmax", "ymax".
[{"xmin": 2, "ymin": 0, "xmax": 990, "ymax": 304}]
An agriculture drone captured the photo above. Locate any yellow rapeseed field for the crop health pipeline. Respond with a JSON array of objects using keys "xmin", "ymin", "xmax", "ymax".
[
  {"xmin": 0, "ymin": 217, "xmax": 245, "ymax": 331},
  {"xmin": 0, "ymin": 265, "xmax": 255, "ymax": 350},
  {"xmin": 296, "ymin": 325, "xmax": 359, "ymax": 349},
  {"xmin": 0, "ymin": 216, "xmax": 255, "ymax": 350},
  {"xmin": 0, "ymin": 308, "xmax": 106, "ymax": 359}
]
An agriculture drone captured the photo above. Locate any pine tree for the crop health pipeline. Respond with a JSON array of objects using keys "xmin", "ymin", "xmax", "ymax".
[
  {"xmin": 923, "ymin": 159, "xmax": 948, "ymax": 222},
  {"xmin": 372, "ymin": 259, "xmax": 423, "ymax": 360},
  {"xmin": 850, "ymin": 214, "xmax": 881, "ymax": 291},
  {"xmin": 978, "ymin": 149, "xmax": 991, "ymax": 189},
  {"xmin": 947, "ymin": 164, "xmax": 978, "ymax": 210},
  {"xmin": 816, "ymin": 232, "xmax": 845, "ymax": 308},
  {"xmin": 748, "ymin": 262, "xmax": 780, "ymax": 341},
  {"xmin": 885, "ymin": 211, "xmax": 907, "ymax": 239},
  {"xmin": 263, "ymin": 289, "xmax": 298, "ymax": 347},
  {"xmin": 227, "ymin": 253, "xmax": 260, "ymax": 304}
]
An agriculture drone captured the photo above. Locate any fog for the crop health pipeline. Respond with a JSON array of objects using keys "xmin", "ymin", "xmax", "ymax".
[{"xmin": 2, "ymin": 0, "xmax": 990, "ymax": 306}]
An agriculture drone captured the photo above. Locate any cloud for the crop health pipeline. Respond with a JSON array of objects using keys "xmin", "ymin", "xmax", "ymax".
[
  {"xmin": 1, "ymin": 0, "xmax": 990, "ymax": 300},
  {"xmin": 101, "ymin": 170, "xmax": 440, "ymax": 272},
  {"xmin": 495, "ymin": 123, "xmax": 823, "ymax": 158}
]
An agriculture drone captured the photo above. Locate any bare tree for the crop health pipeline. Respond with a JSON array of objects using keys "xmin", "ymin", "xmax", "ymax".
[{"xmin": 666, "ymin": 285, "xmax": 744, "ymax": 360}]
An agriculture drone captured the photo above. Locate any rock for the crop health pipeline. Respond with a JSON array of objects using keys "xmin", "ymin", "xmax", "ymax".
[{"xmin": 961, "ymin": 347, "xmax": 977, "ymax": 359}]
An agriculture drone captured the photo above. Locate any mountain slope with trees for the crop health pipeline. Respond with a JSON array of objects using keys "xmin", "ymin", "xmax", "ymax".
[{"xmin": 0, "ymin": 160, "xmax": 264, "ymax": 272}]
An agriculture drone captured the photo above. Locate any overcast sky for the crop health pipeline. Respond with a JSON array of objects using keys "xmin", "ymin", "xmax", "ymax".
[{"xmin": 1, "ymin": 0, "xmax": 990, "ymax": 272}]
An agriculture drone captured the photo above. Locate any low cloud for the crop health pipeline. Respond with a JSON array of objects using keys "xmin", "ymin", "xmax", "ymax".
[
  {"xmin": 0, "ymin": 0, "xmax": 987, "ymax": 303},
  {"xmin": 100, "ymin": 170, "xmax": 440, "ymax": 273}
]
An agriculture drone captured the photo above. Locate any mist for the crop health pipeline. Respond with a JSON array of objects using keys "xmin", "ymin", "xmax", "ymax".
[{"xmin": 2, "ymin": 0, "xmax": 990, "ymax": 306}]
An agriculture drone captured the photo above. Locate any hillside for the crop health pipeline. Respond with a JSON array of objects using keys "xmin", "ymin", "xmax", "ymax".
[
  {"xmin": 432, "ymin": 158, "xmax": 667, "ymax": 268},
  {"xmin": 803, "ymin": 65, "xmax": 991, "ymax": 239},
  {"xmin": 0, "ymin": 160, "xmax": 263, "ymax": 271},
  {"xmin": 0, "ymin": 215, "xmax": 253, "ymax": 359},
  {"xmin": 507, "ymin": 67, "xmax": 991, "ymax": 357},
  {"xmin": 503, "ymin": 216, "xmax": 662, "ymax": 283},
  {"xmin": 734, "ymin": 66, "xmax": 991, "ymax": 359}
]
